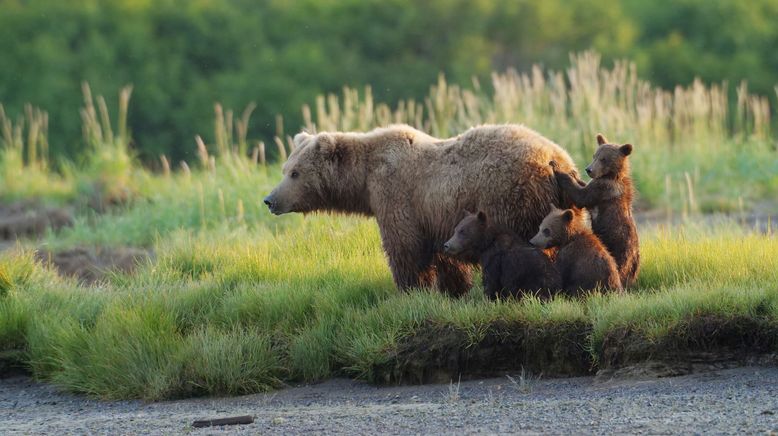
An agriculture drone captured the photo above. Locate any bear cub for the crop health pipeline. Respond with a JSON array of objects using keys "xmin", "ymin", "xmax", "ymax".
[
  {"xmin": 530, "ymin": 206, "xmax": 622, "ymax": 294},
  {"xmin": 444, "ymin": 210, "xmax": 561, "ymax": 299},
  {"xmin": 551, "ymin": 133, "xmax": 640, "ymax": 287}
]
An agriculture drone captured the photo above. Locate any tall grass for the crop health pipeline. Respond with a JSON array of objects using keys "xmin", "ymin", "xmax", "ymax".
[
  {"xmin": 304, "ymin": 52, "xmax": 778, "ymax": 211},
  {"xmin": 28, "ymin": 57, "xmax": 778, "ymax": 247},
  {"xmin": 0, "ymin": 104, "xmax": 74, "ymax": 201},
  {"xmin": 308, "ymin": 52, "xmax": 773, "ymax": 149},
  {"xmin": 2, "ymin": 51, "xmax": 778, "ymax": 211},
  {"xmin": 77, "ymin": 83, "xmax": 137, "ymax": 208},
  {"xmin": 0, "ymin": 84, "xmax": 139, "ymax": 205}
]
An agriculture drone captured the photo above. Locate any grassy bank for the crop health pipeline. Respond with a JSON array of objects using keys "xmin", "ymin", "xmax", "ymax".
[{"xmin": 2, "ymin": 214, "xmax": 777, "ymax": 400}]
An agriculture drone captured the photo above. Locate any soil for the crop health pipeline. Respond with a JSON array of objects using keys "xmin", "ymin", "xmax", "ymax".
[
  {"xmin": 1, "ymin": 201, "xmax": 150, "ymax": 284},
  {"xmin": 0, "ymin": 201, "xmax": 73, "ymax": 240},
  {"xmin": 34, "ymin": 246, "xmax": 153, "ymax": 284},
  {"xmin": 1, "ymin": 367, "xmax": 776, "ymax": 434}
]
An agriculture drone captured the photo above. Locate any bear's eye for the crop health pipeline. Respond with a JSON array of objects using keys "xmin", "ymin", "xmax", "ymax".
[
  {"xmin": 600, "ymin": 158, "xmax": 606, "ymax": 163},
  {"xmin": 290, "ymin": 170, "xmax": 300, "ymax": 179},
  {"xmin": 542, "ymin": 228, "xmax": 550, "ymax": 236}
]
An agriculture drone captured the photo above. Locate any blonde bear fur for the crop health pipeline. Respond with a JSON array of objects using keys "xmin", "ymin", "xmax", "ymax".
[{"xmin": 264, "ymin": 124, "xmax": 582, "ymax": 296}]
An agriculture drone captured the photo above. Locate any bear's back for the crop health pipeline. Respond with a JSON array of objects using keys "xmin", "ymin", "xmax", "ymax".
[
  {"xmin": 448, "ymin": 124, "xmax": 578, "ymax": 177},
  {"xmin": 459, "ymin": 124, "xmax": 569, "ymax": 153}
]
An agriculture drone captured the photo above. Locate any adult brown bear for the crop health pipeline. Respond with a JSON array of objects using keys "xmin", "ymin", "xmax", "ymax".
[{"xmin": 264, "ymin": 124, "xmax": 581, "ymax": 296}]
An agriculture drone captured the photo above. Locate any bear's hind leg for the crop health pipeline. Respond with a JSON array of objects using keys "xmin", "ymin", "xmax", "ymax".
[
  {"xmin": 381, "ymin": 231, "xmax": 435, "ymax": 291},
  {"xmin": 434, "ymin": 255, "xmax": 473, "ymax": 298}
]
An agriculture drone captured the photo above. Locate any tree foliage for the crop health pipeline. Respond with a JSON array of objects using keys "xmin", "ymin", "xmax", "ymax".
[{"xmin": 0, "ymin": 0, "xmax": 775, "ymax": 161}]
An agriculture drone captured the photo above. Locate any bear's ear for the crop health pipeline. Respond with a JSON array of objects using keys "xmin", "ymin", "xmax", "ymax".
[
  {"xmin": 620, "ymin": 143, "xmax": 633, "ymax": 156},
  {"xmin": 561, "ymin": 209, "xmax": 574, "ymax": 222},
  {"xmin": 596, "ymin": 133, "xmax": 608, "ymax": 146},
  {"xmin": 476, "ymin": 210, "xmax": 487, "ymax": 223},
  {"xmin": 316, "ymin": 133, "xmax": 339, "ymax": 160},
  {"xmin": 293, "ymin": 132, "xmax": 313, "ymax": 149}
]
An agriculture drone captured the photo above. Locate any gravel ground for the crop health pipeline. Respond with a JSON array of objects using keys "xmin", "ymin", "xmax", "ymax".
[{"xmin": 2, "ymin": 367, "xmax": 777, "ymax": 435}]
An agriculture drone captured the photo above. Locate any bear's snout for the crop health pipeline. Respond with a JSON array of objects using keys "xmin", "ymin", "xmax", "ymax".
[
  {"xmin": 585, "ymin": 166, "xmax": 593, "ymax": 177},
  {"xmin": 263, "ymin": 194, "xmax": 279, "ymax": 214},
  {"xmin": 442, "ymin": 240, "xmax": 461, "ymax": 255}
]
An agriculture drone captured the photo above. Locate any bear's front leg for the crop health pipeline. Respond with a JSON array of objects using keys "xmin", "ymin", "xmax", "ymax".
[
  {"xmin": 480, "ymin": 255, "xmax": 503, "ymax": 300},
  {"xmin": 554, "ymin": 170, "xmax": 596, "ymax": 208}
]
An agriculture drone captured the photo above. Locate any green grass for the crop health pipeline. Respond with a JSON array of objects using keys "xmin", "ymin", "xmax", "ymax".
[
  {"xmin": 2, "ymin": 201, "xmax": 777, "ymax": 399},
  {"xmin": 44, "ymin": 164, "xmax": 294, "ymax": 248}
]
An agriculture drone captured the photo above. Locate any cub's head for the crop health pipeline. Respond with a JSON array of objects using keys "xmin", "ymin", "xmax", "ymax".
[
  {"xmin": 530, "ymin": 206, "xmax": 577, "ymax": 249},
  {"xmin": 264, "ymin": 131, "xmax": 347, "ymax": 215},
  {"xmin": 585, "ymin": 134, "xmax": 633, "ymax": 179},
  {"xmin": 443, "ymin": 210, "xmax": 489, "ymax": 258}
]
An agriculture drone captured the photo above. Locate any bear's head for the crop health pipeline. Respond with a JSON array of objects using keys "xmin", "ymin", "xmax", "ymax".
[
  {"xmin": 530, "ymin": 206, "xmax": 581, "ymax": 249},
  {"xmin": 264, "ymin": 131, "xmax": 369, "ymax": 215},
  {"xmin": 443, "ymin": 210, "xmax": 489, "ymax": 258},
  {"xmin": 584, "ymin": 134, "xmax": 633, "ymax": 179}
]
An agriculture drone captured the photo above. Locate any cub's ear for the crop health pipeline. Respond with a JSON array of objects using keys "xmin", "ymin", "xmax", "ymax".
[
  {"xmin": 596, "ymin": 133, "xmax": 608, "ymax": 146},
  {"xmin": 561, "ymin": 209, "xmax": 574, "ymax": 222},
  {"xmin": 620, "ymin": 143, "xmax": 633, "ymax": 156},
  {"xmin": 476, "ymin": 210, "xmax": 487, "ymax": 223}
]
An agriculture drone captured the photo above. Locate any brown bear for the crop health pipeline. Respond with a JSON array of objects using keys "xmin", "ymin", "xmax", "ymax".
[
  {"xmin": 529, "ymin": 206, "xmax": 622, "ymax": 295},
  {"xmin": 443, "ymin": 210, "xmax": 562, "ymax": 300},
  {"xmin": 551, "ymin": 133, "xmax": 640, "ymax": 287},
  {"xmin": 264, "ymin": 124, "xmax": 582, "ymax": 296}
]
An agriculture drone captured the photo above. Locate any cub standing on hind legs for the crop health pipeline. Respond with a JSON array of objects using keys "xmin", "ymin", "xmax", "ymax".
[
  {"xmin": 551, "ymin": 133, "xmax": 640, "ymax": 288},
  {"xmin": 443, "ymin": 210, "xmax": 562, "ymax": 300},
  {"xmin": 530, "ymin": 206, "xmax": 622, "ymax": 295}
]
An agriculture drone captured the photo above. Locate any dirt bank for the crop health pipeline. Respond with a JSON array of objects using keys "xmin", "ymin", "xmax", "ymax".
[
  {"xmin": 0, "ymin": 201, "xmax": 73, "ymax": 240},
  {"xmin": 34, "ymin": 246, "xmax": 153, "ymax": 284}
]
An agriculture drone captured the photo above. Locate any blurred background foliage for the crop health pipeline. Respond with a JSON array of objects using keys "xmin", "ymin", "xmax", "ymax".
[{"xmin": 1, "ymin": 0, "xmax": 777, "ymax": 163}]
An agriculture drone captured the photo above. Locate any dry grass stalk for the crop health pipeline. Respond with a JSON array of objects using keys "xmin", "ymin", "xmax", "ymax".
[
  {"xmin": 274, "ymin": 136, "xmax": 287, "ymax": 162},
  {"xmin": 160, "ymin": 155, "xmax": 171, "ymax": 177}
]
